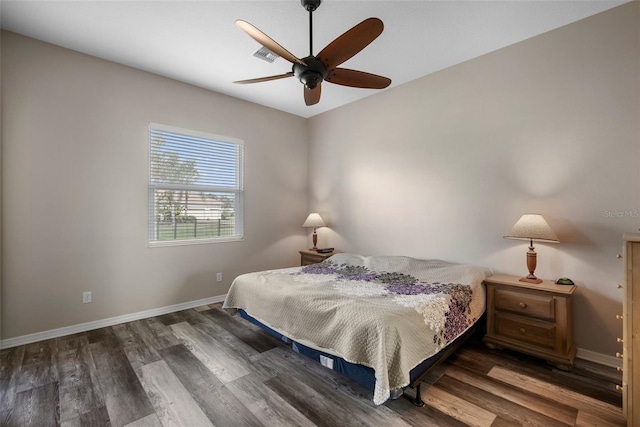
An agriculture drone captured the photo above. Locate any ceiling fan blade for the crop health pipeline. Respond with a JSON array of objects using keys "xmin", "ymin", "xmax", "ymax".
[
  {"xmin": 317, "ymin": 18, "xmax": 383, "ymax": 70},
  {"xmin": 236, "ymin": 20, "xmax": 306, "ymax": 66},
  {"xmin": 304, "ymin": 84, "xmax": 321, "ymax": 106},
  {"xmin": 325, "ymin": 68, "xmax": 391, "ymax": 89},
  {"xmin": 233, "ymin": 72, "xmax": 294, "ymax": 84}
]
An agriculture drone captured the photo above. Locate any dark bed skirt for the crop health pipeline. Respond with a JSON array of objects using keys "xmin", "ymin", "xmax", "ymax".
[{"xmin": 238, "ymin": 308, "xmax": 476, "ymax": 398}]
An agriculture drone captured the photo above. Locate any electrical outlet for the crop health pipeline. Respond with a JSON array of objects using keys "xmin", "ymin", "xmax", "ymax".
[
  {"xmin": 216, "ymin": 272, "xmax": 223, "ymax": 282},
  {"xmin": 83, "ymin": 291, "xmax": 92, "ymax": 303}
]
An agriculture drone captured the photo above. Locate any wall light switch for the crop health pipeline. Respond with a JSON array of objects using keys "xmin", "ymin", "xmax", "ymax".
[{"xmin": 83, "ymin": 291, "xmax": 92, "ymax": 303}]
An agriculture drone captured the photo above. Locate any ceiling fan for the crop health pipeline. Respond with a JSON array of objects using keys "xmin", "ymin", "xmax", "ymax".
[{"xmin": 233, "ymin": 0, "xmax": 391, "ymax": 106}]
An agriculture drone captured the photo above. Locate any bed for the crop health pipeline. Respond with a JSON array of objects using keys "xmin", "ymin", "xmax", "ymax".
[{"xmin": 223, "ymin": 253, "xmax": 491, "ymax": 405}]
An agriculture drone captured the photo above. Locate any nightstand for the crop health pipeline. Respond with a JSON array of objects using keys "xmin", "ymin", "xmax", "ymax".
[
  {"xmin": 299, "ymin": 249, "xmax": 335, "ymax": 266},
  {"xmin": 483, "ymin": 274, "xmax": 577, "ymax": 370}
]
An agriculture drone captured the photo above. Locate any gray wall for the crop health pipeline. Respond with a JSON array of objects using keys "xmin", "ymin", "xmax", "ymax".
[
  {"xmin": 307, "ymin": 2, "xmax": 639, "ymax": 357},
  {"xmin": 1, "ymin": 31, "xmax": 309, "ymax": 339},
  {"xmin": 2, "ymin": 2, "xmax": 638, "ymax": 358}
]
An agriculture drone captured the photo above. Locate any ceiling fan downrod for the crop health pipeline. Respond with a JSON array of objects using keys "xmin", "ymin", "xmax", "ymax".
[
  {"xmin": 296, "ymin": 0, "xmax": 326, "ymax": 90},
  {"xmin": 302, "ymin": 0, "xmax": 321, "ymax": 56}
]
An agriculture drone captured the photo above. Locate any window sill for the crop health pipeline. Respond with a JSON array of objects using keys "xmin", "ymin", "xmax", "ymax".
[{"xmin": 148, "ymin": 236, "xmax": 243, "ymax": 248}]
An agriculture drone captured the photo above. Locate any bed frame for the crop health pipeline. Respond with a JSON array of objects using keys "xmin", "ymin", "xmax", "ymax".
[{"xmin": 404, "ymin": 325, "xmax": 477, "ymax": 406}]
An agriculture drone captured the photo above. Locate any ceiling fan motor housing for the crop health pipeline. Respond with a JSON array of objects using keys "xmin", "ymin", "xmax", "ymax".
[
  {"xmin": 301, "ymin": 0, "xmax": 321, "ymax": 12},
  {"xmin": 293, "ymin": 56, "xmax": 328, "ymax": 90}
]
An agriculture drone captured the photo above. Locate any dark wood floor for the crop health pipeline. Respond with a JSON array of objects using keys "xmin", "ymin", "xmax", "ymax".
[{"xmin": 0, "ymin": 303, "xmax": 626, "ymax": 427}]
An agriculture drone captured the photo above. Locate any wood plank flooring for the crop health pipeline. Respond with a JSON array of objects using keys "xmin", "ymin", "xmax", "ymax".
[{"xmin": 0, "ymin": 303, "xmax": 626, "ymax": 427}]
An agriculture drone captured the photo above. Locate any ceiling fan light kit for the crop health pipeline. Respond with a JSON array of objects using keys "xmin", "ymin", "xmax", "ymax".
[{"xmin": 234, "ymin": 0, "xmax": 391, "ymax": 106}]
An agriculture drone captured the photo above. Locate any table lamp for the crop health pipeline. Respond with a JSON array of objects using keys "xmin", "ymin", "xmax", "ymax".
[
  {"xmin": 504, "ymin": 214, "xmax": 559, "ymax": 284},
  {"xmin": 302, "ymin": 213, "xmax": 326, "ymax": 251}
]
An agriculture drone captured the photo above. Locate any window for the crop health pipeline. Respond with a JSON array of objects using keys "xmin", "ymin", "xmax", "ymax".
[{"xmin": 149, "ymin": 123, "xmax": 244, "ymax": 245}]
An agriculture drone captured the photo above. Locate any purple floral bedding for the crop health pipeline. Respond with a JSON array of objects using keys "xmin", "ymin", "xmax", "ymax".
[{"xmin": 224, "ymin": 253, "xmax": 491, "ymax": 404}]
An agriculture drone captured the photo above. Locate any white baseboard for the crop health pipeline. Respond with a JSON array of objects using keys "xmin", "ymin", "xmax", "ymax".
[
  {"xmin": 0, "ymin": 294, "xmax": 227, "ymax": 350},
  {"xmin": 576, "ymin": 347, "xmax": 622, "ymax": 368}
]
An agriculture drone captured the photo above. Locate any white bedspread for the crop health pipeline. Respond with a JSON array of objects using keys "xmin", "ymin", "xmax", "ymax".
[{"xmin": 223, "ymin": 253, "xmax": 491, "ymax": 404}]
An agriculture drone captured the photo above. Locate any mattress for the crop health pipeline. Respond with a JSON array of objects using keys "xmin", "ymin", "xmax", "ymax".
[{"xmin": 238, "ymin": 308, "xmax": 476, "ymax": 400}]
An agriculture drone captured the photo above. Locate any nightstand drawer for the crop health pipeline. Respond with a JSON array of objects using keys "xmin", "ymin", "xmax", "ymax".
[
  {"xmin": 495, "ymin": 288, "xmax": 555, "ymax": 320},
  {"xmin": 495, "ymin": 312, "xmax": 556, "ymax": 349}
]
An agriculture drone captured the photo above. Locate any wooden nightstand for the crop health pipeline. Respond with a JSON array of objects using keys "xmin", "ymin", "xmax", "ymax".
[
  {"xmin": 299, "ymin": 249, "xmax": 335, "ymax": 266},
  {"xmin": 483, "ymin": 274, "xmax": 577, "ymax": 370}
]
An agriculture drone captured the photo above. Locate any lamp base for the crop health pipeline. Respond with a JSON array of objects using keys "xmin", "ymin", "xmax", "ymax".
[
  {"xmin": 521, "ymin": 245, "xmax": 542, "ymax": 284},
  {"xmin": 519, "ymin": 277, "xmax": 543, "ymax": 284},
  {"xmin": 310, "ymin": 230, "xmax": 318, "ymax": 251}
]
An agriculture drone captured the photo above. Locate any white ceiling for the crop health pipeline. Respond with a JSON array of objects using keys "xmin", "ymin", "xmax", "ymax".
[{"xmin": 0, "ymin": 0, "xmax": 628, "ymax": 118}]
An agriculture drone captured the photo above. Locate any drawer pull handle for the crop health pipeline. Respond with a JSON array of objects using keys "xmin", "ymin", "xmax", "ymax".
[
  {"xmin": 616, "ymin": 314, "xmax": 624, "ymax": 320},
  {"xmin": 518, "ymin": 302, "xmax": 527, "ymax": 309},
  {"xmin": 617, "ymin": 284, "xmax": 623, "ymax": 289},
  {"xmin": 519, "ymin": 328, "xmax": 526, "ymax": 335},
  {"xmin": 616, "ymin": 254, "xmax": 623, "ymax": 259},
  {"xmin": 616, "ymin": 352, "xmax": 623, "ymax": 358},
  {"xmin": 616, "ymin": 385, "xmax": 623, "ymax": 391},
  {"xmin": 617, "ymin": 367, "xmax": 623, "ymax": 372},
  {"xmin": 617, "ymin": 337, "xmax": 624, "ymax": 343}
]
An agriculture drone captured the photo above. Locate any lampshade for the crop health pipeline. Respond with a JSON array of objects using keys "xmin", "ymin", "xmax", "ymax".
[
  {"xmin": 504, "ymin": 214, "xmax": 559, "ymax": 243},
  {"xmin": 302, "ymin": 213, "xmax": 326, "ymax": 229}
]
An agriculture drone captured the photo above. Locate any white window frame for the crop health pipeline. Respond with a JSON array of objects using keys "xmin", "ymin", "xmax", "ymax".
[{"xmin": 148, "ymin": 123, "xmax": 244, "ymax": 247}]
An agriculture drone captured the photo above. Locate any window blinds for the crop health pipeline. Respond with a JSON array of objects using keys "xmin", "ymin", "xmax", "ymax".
[{"xmin": 149, "ymin": 123, "xmax": 244, "ymax": 244}]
